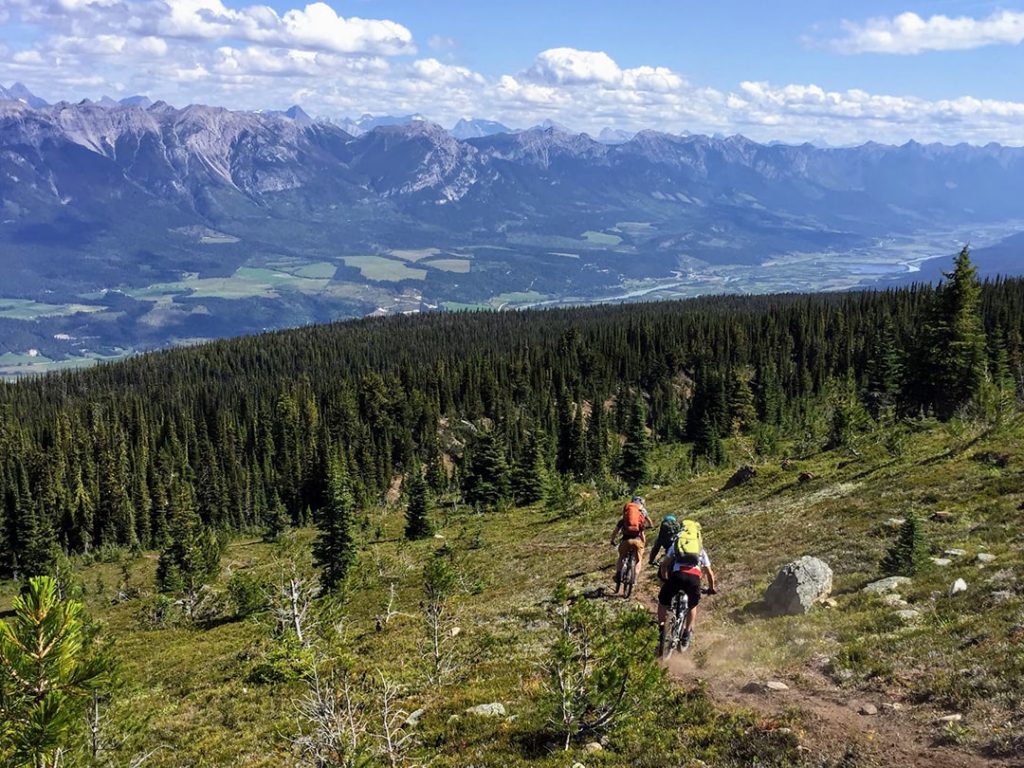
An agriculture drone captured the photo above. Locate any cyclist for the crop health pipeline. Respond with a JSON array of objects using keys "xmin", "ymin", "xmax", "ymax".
[
  {"xmin": 648, "ymin": 513, "xmax": 681, "ymax": 565},
  {"xmin": 610, "ymin": 495, "xmax": 652, "ymax": 593},
  {"xmin": 657, "ymin": 522, "xmax": 717, "ymax": 649}
]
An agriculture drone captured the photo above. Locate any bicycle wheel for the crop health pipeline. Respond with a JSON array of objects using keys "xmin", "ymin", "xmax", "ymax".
[
  {"xmin": 665, "ymin": 593, "xmax": 688, "ymax": 659},
  {"xmin": 622, "ymin": 552, "xmax": 637, "ymax": 598}
]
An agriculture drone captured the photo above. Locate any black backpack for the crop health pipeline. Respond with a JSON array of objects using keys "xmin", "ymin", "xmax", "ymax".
[{"xmin": 659, "ymin": 518, "xmax": 681, "ymax": 544}]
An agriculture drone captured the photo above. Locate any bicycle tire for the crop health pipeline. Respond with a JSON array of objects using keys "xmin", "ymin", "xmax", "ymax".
[{"xmin": 622, "ymin": 551, "xmax": 637, "ymax": 598}]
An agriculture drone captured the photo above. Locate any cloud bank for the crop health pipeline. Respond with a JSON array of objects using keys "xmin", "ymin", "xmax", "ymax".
[{"xmin": 3, "ymin": 0, "xmax": 1024, "ymax": 145}]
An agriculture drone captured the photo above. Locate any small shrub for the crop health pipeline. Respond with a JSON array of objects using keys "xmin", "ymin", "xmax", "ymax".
[
  {"xmin": 227, "ymin": 572, "xmax": 266, "ymax": 618},
  {"xmin": 246, "ymin": 637, "xmax": 315, "ymax": 684},
  {"xmin": 880, "ymin": 512, "xmax": 929, "ymax": 576}
]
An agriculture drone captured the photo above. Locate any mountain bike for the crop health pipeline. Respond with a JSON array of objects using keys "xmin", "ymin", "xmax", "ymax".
[
  {"xmin": 621, "ymin": 550, "xmax": 638, "ymax": 598},
  {"xmin": 659, "ymin": 588, "xmax": 710, "ymax": 658}
]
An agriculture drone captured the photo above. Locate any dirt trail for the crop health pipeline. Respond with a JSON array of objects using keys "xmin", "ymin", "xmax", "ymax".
[{"xmin": 626, "ymin": 575, "xmax": 1014, "ymax": 768}]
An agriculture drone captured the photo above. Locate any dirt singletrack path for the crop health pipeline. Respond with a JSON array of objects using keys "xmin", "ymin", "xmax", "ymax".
[{"xmin": 620, "ymin": 568, "xmax": 1017, "ymax": 768}]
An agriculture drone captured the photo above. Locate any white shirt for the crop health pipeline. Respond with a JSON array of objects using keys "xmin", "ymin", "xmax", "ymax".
[{"xmin": 666, "ymin": 544, "xmax": 710, "ymax": 571}]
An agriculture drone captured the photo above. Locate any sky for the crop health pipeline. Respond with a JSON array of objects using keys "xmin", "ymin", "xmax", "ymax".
[{"xmin": 3, "ymin": 0, "xmax": 1024, "ymax": 144}]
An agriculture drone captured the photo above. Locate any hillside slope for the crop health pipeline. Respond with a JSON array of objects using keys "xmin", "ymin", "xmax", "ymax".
[{"xmin": 4, "ymin": 416, "xmax": 1020, "ymax": 767}]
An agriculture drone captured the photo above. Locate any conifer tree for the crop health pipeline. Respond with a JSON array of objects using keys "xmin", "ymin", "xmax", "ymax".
[
  {"xmin": 923, "ymin": 247, "xmax": 987, "ymax": 418},
  {"xmin": 313, "ymin": 460, "xmax": 357, "ymax": 592},
  {"xmin": 728, "ymin": 368, "xmax": 758, "ymax": 435},
  {"xmin": 156, "ymin": 481, "xmax": 222, "ymax": 617},
  {"xmin": 619, "ymin": 397, "xmax": 651, "ymax": 489},
  {"xmin": 404, "ymin": 469, "xmax": 433, "ymax": 540},
  {"xmin": 262, "ymin": 492, "xmax": 290, "ymax": 543},
  {"xmin": 866, "ymin": 317, "xmax": 903, "ymax": 417},
  {"xmin": 880, "ymin": 512, "xmax": 929, "ymax": 576},
  {"xmin": 18, "ymin": 501, "xmax": 58, "ymax": 581},
  {"xmin": 692, "ymin": 413, "xmax": 726, "ymax": 469},
  {"xmin": 463, "ymin": 430, "xmax": 510, "ymax": 508},
  {"xmin": 512, "ymin": 432, "xmax": 548, "ymax": 505},
  {"xmin": 585, "ymin": 400, "xmax": 609, "ymax": 478},
  {"xmin": 0, "ymin": 576, "xmax": 108, "ymax": 768}
]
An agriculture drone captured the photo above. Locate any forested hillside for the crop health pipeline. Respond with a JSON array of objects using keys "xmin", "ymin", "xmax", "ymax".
[
  {"xmin": 1, "ymin": 250, "xmax": 1021, "ymax": 579},
  {"xmin": 2, "ymin": 249, "xmax": 1024, "ymax": 767}
]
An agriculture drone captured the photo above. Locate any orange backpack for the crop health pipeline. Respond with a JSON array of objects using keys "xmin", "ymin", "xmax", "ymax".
[{"xmin": 622, "ymin": 502, "xmax": 645, "ymax": 536}]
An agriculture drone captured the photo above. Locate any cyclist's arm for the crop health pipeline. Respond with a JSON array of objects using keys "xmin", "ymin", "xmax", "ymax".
[
  {"xmin": 703, "ymin": 564, "xmax": 717, "ymax": 592},
  {"xmin": 609, "ymin": 519, "xmax": 622, "ymax": 545},
  {"xmin": 658, "ymin": 554, "xmax": 674, "ymax": 582}
]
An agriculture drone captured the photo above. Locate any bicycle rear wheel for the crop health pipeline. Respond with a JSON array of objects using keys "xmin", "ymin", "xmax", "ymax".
[{"xmin": 622, "ymin": 552, "xmax": 637, "ymax": 598}]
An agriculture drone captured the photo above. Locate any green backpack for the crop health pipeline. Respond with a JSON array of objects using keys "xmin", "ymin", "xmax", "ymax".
[{"xmin": 674, "ymin": 519, "xmax": 703, "ymax": 556}]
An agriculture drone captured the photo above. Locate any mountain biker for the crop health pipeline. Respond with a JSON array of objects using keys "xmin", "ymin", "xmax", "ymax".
[
  {"xmin": 648, "ymin": 514, "xmax": 681, "ymax": 565},
  {"xmin": 610, "ymin": 495, "xmax": 652, "ymax": 593},
  {"xmin": 657, "ymin": 522, "xmax": 717, "ymax": 649}
]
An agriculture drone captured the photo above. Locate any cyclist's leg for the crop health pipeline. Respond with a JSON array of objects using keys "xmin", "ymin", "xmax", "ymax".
[
  {"xmin": 680, "ymin": 574, "xmax": 702, "ymax": 632},
  {"xmin": 615, "ymin": 540, "xmax": 630, "ymax": 582},
  {"xmin": 657, "ymin": 576, "xmax": 681, "ymax": 626},
  {"xmin": 630, "ymin": 538, "xmax": 644, "ymax": 575}
]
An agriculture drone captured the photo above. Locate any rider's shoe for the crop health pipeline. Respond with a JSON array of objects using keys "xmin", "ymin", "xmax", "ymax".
[
  {"xmin": 680, "ymin": 630, "xmax": 692, "ymax": 649},
  {"xmin": 613, "ymin": 576, "xmax": 621, "ymax": 594}
]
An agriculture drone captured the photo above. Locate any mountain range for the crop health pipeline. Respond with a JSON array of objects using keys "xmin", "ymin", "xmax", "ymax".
[{"xmin": 1, "ymin": 84, "xmax": 1023, "ymax": 371}]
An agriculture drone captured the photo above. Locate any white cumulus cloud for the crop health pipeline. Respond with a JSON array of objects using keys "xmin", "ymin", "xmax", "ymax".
[{"xmin": 832, "ymin": 10, "xmax": 1024, "ymax": 54}]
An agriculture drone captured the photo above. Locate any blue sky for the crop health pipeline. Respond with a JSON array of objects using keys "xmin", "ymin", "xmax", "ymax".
[{"xmin": 3, "ymin": 0, "xmax": 1024, "ymax": 144}]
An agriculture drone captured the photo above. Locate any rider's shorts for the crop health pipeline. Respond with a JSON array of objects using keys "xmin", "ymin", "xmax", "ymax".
[
  {"xmin": 658, "ymin": 572, "xmax": 701, "ymax": 609},
  {"xmin": 618, "ymin": 536, "xmax": 644, "ymax": 560}
]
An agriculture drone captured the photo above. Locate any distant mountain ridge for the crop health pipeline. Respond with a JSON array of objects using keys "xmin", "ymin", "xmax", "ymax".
[{"xmin": 2, "ymin": 89, "xmax": 1024, "ymax": 366}]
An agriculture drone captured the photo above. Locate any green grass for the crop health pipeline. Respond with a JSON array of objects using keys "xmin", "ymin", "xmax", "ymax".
[
  {"xmin": 389, "ymin": 248, "xmax": 441, "ymax": 262},
  {"xmin": 422, "ymin": 258, "xmax": 471, "ymax": 274},
  {"xmin": 0, "ymin": 299, "xmax": 105, "ymax": 320},
  {"xmin": 489, "ymin": 291, "xmax": 548, "ymax": 307},
  {"xmin": 580, "ymin": 230, "xmax": 623, "ymax": 246},
  {"xmin": 342, "ymin": 256, "xmax": 428, "ymax": 282}
]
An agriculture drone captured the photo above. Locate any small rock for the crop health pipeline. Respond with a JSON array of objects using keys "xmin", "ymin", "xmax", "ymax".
[
  {"xmin": 798, "ymin": 471, "xmax": 815, "ymax": 484},
  {"xmin": 949, "ymin": 578, "xmax": 968, "ymax": 596},
  {"xmin": 976, "ymin": 553, "xmax": 996, "ymax": 564},
  {"xmin": 881, "ymin": 593, "xmax": 907, "ymax": 607},
  {"xmin": 405, "ymin": 708, "xmax": 425, "ymax": 727},
  {"xmin": 864, "ymin": 576, "xmax": 911, "ymax": 594},
  {"xmin": 742, "ymin": 680, "xmax": 789, "ymax": 694},
  {"xmin": 433, "ymin": 533, "xmax": 446, "ymax": 539},
  {"xmin": 766, "ymin": 681, "xmax": 790, "ymax": 691},
  {"xmin": 881, "ymin": 702, "xmax": 905, "ymax": 713},
  {"xmin": 991, "ymin": 590, "xmax": 1014, "ymax": 604},
  {"xmin": 896, "ymin": 609, "xmax": 922, "ymax": 622},
  {"xmin": 822, "ymin": 597, "xmax": 839, "ymax": 609},
  {"xmin": 944, "ymin": 548, "xmax": 967, "ymax": 557},
  {"xmin": 1009, "ymin": 625, "xmax": 1024, "ymax": 643},
  {"xmin": 583, "ymin": 742, "xmax": 603, "ymax": 753},
  {"xmin": 450, "ymin": 626, "xmax": 462, "ymax": 637},
  {"xmin": 931, "ymin": 558, "xmax": 952, "ymax": 567},
  {"xmin": 931, "ymin": 511, "xmax": 955, "ymax": 523},
  {"xmin": 859, "ymin": 703, "xmax": 878, "ymax": 716},
  {"xmin": 885, "ymin": 517, "xmax": 906, "ymax": 529},
  {"xmin": 936, "ymin": 714, "xmax": 963, "ymax": 724},
  {"xmin": 763, "ymin": 556, "xmax": 833, "ymax": 616},
  {"xmin": 571, "ymin": 763, "xmax": 586, "ymax": 768},
  {"xmin": 465, "ymin": 703, "xmax": 506, "ymax": 718},
  {"xmin": 723, "ymin": 464, "xmax": 758, "ymax": 490}
]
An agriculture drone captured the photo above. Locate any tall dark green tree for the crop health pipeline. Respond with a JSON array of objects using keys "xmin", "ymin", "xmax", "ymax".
[
  {"xmin": 404, "ymin": 468, "xmax": 433, "ymax": 540},
  {"xmin": 922, "ymin": 247, "xmax": 987, "ymax": 418},
  {"xmin": 463, "ymin": 430, "xmax": 510, "ymax": 508},
  {"xmin": 692, "ymin": 413, "xmax": 726, "ymax": 469},
  {"xmin": 619, "ymin": 396, "xmax": 651, "ymax": 489},
  {"xmin": 313, "ymin": 460, "xmax": 357, "ymax": 592},
  {"xmin": 880, "ymin": 512, "xmax": 929, "ymax": 576},
  {"xmin": 156, "ymin": 481, "xmax": 222, "ymax": 617},
  {"xmin": 512, "ymin": 432, "xmax": 549, "ymax": 505}
]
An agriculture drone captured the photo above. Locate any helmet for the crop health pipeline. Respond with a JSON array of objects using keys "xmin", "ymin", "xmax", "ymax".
[
  {"xmin": 631, "ymin": 495, "xmax": 645, "ymax": 506},
  {"xmin": 663, "ymin": 514, "xmax": 676, "ymax": 522}
]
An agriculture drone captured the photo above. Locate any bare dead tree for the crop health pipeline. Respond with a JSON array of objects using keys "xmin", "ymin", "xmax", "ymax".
[
  {"xmin": 269, "ymin": 572, "xmax": 315, "ymax": 647},
  {"xmin": 293, "ymin": 666, "xmax": 368, "ymax": 768},
  {"xmin": 372, "ymin": 673, "xmax": 417, "ymax": 768}
]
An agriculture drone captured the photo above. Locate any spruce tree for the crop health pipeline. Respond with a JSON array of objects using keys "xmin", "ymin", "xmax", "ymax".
[
  {"xmin": 619, "ymin": 396, "xmax": 651, "ymax": 489},
  {"xmin": 156, "ymin": 481, "xmax": 222, "ymax": 616},
  {"xmin": 404, "ymin": 469, "xmax": 433, "ymax": 540},
  {"xmin": 512, "ymin": 432, "xmax": 548, "ymax": 505},
  {"xmin": 463, "ymin": 430, "xmax": 510, "ymax": 509},
  {"xmin": 18, "ymin": 501, "xmax": 58, "ymax": 581},
  {"xmin": 262, "ymin": 492, "xmax": 290, "ymax": 543},
  {"xmin": 313, "ymin": 460, "xmax": 357, "ymax": 592},
  {"xmin": 881, "ymin": 512, "xmax": 929, "ymax": 577},
  {"xmin": 924, "ymin": 247, "xmax": 987, "ymax": 419},
  {"xmin": 728, "ymin": 369, "xmax": 758, "ymax": 435},
  {"xmin": 692, "ymin": 413, "xmax": 726, "ymax": 469}
]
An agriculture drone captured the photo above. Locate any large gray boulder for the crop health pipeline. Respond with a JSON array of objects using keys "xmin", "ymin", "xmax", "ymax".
[{"xmin": 764, "ymin": 557, "xmax": 833, "ymax": 616}]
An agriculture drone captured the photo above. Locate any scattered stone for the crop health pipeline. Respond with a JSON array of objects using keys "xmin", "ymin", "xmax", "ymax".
[
  {"xmin": 433, "ymin": 533, "xmax": 446, "ymax": 540},
  {"xmin": 1009, "ymin": 625, "xmax": 1024, "ymax": 643},
  {"xmin": 798, "ymin": 471, "xmax": 815, "ymax": 484},
  {"xmin": 936, "ymin": 714, "xmax": 963, "ymax": 724},
  {"xmin": 896, "ymin": 609, "xmax": 922, "ymax": 622},
  {"xmin": 931, "ymin": 558, "xmax": 952, "ymax": 567},
  {"xmin": 884, "ymin": 517, "xmax": 906, "ymax": 529},
  {"xmin": 859, "ymin": 703, "xmax": 878, "ymax": 716},
  {"xmin": 931, "ymin": 511, "xmax": 955, "ymax": 523},
  {"xmin": 988, "ymin": 569, "xmax": 1014, "ymax": 584},
  {"xmin": 465, "ymin": 703, "xmax": 506, "ymax": 718},
  {"xmin": 781, "ymin": 459, "xmax": 794, "ymax": 470},
  {"xmin": 450, "ymin": 626, "xmax": 462, "ymax": 637},
  {"xmin": 583, "ymin": 742, "xmax": 604, "ymax": 753},
  {"xmin": 822, "ymin": 597, "xmax": 839, "ymax": 609},
  {"xmin": 572, "ymin": 763, "xmax": 586, "ymax": 768},
  {"xmin": 723, "ymin": 464, "xmax": 758, "ymax": 490},
  {"xmin": 944, "ymin": 548, "xmax": 967, "ymax": 557},
  {"xmin": 976, "ymin": 553, "xmax": 996, "ymax": 564},
  {"xmin": 742, "ymin": 680, "xmax": 789, "ymax": 694},
  {"xmin": 991, "ymin": 590, "xmax": 1014, "ymax": 604},
  {"xmin": 948, "ymin": 578, "xmax": 968, "ymax": 596},
  {"xmin": 863, "ymin": 576, "xmax": 911, "ymax": 594},
  {"xmin": 763, "ymin": 557, "xmax": 833, "ymax": 616},
  {"xmin": 881, "ymin": 593, "xmax": 907, "ymax": 607},
  {"xmin": 405, "ymin": 708, "xmax": 425, "ymax": 727},
  {"xmin": 881, "ymin": 702, "xmax": 905, "ymax": 713}
]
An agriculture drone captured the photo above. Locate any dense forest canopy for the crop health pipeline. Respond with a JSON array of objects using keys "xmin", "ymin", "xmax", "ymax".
[{"xmin": 1, "ymin": 251, "xmax": 1021, "ymax": 579}]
